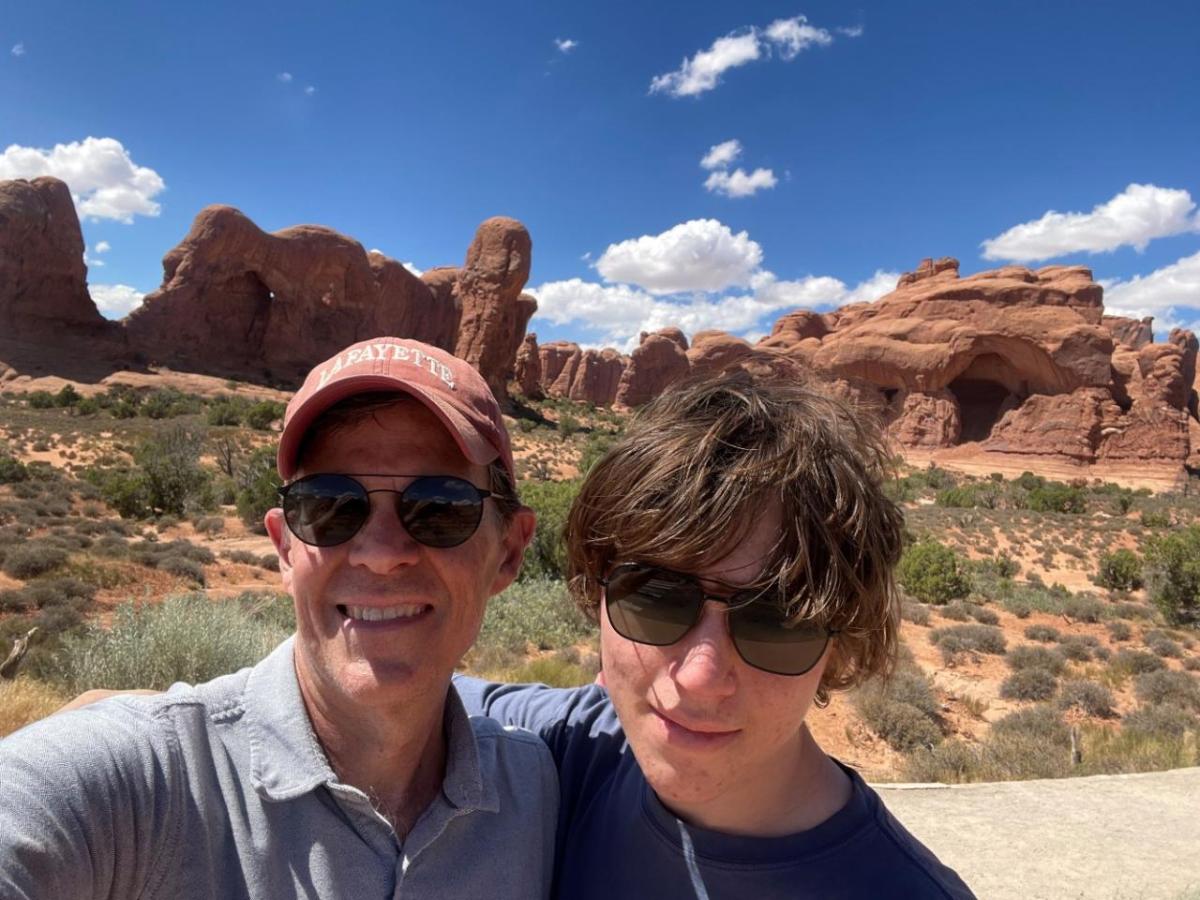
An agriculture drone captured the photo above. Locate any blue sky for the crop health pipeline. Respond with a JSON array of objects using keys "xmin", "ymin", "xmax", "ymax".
[{"xmin": 3, "ymin": 0, "xmax": 1199, "ymax": 350}]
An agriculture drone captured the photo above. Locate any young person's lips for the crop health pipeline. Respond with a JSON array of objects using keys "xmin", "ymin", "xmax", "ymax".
[{"xmin": 651, "ymin": 707, "xmax": 740, "ymax": 748}]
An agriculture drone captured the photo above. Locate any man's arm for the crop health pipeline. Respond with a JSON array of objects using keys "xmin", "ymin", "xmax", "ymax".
[{"xmin": 0, "ymin": 700, "xmax": 178, "ymax": 899}]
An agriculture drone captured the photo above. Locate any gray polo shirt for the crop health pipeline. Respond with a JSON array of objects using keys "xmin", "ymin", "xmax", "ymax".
[{"xmin": 0, "ymin": 638, "xmax": 558, "ymax": 899}]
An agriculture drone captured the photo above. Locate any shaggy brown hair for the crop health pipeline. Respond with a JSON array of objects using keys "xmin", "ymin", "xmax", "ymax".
[
  {"xmin": 294, "ymin": 391, "xmax": 522, "ymax": 521},
  {"xmin": 564, "ymin": 368, "xmax": 905, "ymax": 703}
]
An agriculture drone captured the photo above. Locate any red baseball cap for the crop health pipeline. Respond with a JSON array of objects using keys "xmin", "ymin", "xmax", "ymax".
[{"xmin": 277, "ymin": 337, "xmax": 513, "ymax": 481}]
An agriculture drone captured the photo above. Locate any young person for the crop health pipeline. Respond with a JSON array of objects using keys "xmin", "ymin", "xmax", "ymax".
[{"xmin": 457, "ymin": 368, "xmax": 976, "ymax": 898}]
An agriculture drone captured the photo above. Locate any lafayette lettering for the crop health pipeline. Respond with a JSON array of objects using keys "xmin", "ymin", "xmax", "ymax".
[{"xmin": 317, "ymin": 343, "xmax": 456, "ymax": 390}]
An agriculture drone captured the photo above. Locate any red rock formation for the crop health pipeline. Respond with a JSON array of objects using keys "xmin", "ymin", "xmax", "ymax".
[
  {"xmin": 889, "ymin": 390, "xmax": 962, "ymax": 448},
  {"xmin": 514, "ymin": 333, "xmax": 542, "ymax": 399},
  {"xmin": 0, "ymin": 177, "xmax": 108, "ymax": 340},
  {"xmin": 549, "ymin": 344, "xmax": 582, "ymax": 398},
  {"xmin": 453, "ymin": 217, "xmax": 534, "ymax": 402},
  {"xmin": 896, "ymin": 256, "xmax": 960, "ymax": 287},
  {"xmin": 687, "ymin": 331, "xmax": 754, "ymax": 375},
  {"xmin": 1102, "ymin": 315, "xmax": 1154, "ymax": 349},
  {"xmin": 537, "ymin": 341, "xmax": 578, "ymax": 396},
  {"xmin": 615, "ymin": 331, "xmax": 690, "ymax": 409},
  {"xmin": 569, "ymin": 349, "xmax": 625, "ymax": 406},
  {"xmin": 125, "ymin": 205, "xmax": 453, "ymax": 381}
]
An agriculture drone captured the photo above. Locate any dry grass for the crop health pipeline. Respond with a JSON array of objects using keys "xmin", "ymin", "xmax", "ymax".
[{"xmin": 0, "ymin": 677, "xmax": 69, "ymax": 737}]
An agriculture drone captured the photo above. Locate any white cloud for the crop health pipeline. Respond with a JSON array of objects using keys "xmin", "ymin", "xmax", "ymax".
[
  {"xmin": 94, "ymin": 241, "xmax": 111, "ymax": 253},
  {"xmin": 0, "ymin": 137, "xmax": 165, "ymax": 223},
  {"xmin": 704, "ymin": 167, "xmax": 777, "ymax": 198},
  {"xmin": 277, "ymin": 72, "xmax": 293, "ymax": 83},
  {"xmin": 402, "ymin": 261, "xmax": 421, "ymax": 276},
  {"xmin": 595, "ymin": 219, "xmax": 763, "ymax": 294},
  {"xmin": 763, "ymin": 15, "xmax": 833, "ymax": 59},
  {"xmin": 90, "ymin": 283, "xmax": 145, "ymax": 318},
  {"xmin": 304, "ymin": 85, "xmax": 316, "ymax": 96},
  {"xmin": 700, "ymin": 139, "xmax": 742, "ymax": 171},
  {"xmin": 11, "ymin": 42, "xmax": 25, "ymax": 57},
  {"xmin": 649, "ymin": 15, "xmax": 834, "ymax": 98},
  {"xmin": 1104, "ymin": 251, "xmax": 1200, "ymax": 324},
  {"xmin": 837, "ymin": 25, "xmax": 864, "ymax": 38},
  {"xmin": 841, "ymin": 269, "xmax": 900, "ymax": 304},
  {"xmin": 555, "ymin": 38, "xmax": 578, "ymax": 53},
  {"xmin": 650, "ymin": 31, "xmax": 761, "ymax": 98},
  {"xmin": 981, "ymin": 184, "xmax": 1200, "ymax": 262}
]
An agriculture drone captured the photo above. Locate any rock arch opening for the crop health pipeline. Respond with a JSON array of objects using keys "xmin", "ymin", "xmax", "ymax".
[{"xmin": 946, "ymin": 377, "xmax": 1014, "ymax": 443}]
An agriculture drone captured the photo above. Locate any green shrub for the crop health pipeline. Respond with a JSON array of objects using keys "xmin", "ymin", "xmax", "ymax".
[
  {"xmin": 1143, "ymin": 525, "xmax": 1200, "ymax": 625},
  {"xmin": 245, "ymin": 400, "xmax": 285, "ymax": 431},
  {"xmin": 206, "ymin": 396, "xmax": 244, "ymax": 427},
  {"xmin": 1026, "ymin": 482, "xmax": 1087, "ymax": 514},
  {"xmin": 1000, "ymin": 668, "xmax": 1059, "ymax": 701},
  {"xmin": 1057, "ymin": 679, "xmax": 1116, "ymax": 718},
  {"xmin": 1183, "ymin": 657, "xmax": 1200, "ymax": 672},
  {"xmin": 1062, "ymin": 594, "xmax": 1104, "ymax": 623},
  {"xmin": 158, "ymin": 556, "xmax": 206, "ymax": 586},
  {"xmin": 2, "ymin": 542, "xmax": 68, "ymax": 580},
  {"xmin": 477, "ymin": 577, "xmax": 593, "ymax": 653},
  {"xmin": 193, "ymin": 515, "xmax": 225, "ymax": 536},
  {"xmin": 578, "ymin": 431, "xmax": 617, "ymax": 476},
  {"xmin": 1007, "ymin": 644, "xmax": 1066, "ymax": 675},
  {"xmin": 53, "ymin": 384, "xmax": 81, "ymax": 407},
  {"xmin": 518, "ymin": 479, "xmax": 581, "ymax": 581},
  {"xmin": 75, "ymin": 397, "xmax": 100, "ymax": 416},
  {"xmin": 1024, "ymin": 624, "xmax": 1061, "ymax": 643},
  {"xmin": 856, "ymin": 695, "xmax": 942, "ymax": 751},
  {"xmin": 1111, "ymin": 648, "xmax": 1167, "ymax": 676},
  {"xmin": 939, "ymin": 601, "xmax": 970, "ymax": 622},
  {"xmin": 557, "ymin": 413, "xmax": 579, "ymax": 439},
  {"xmin": 54, "ymin": 593, "xmax": 289, "ymax": 692},
  {"xmin": 1145, "ymin": 634, "xmax": 1184, "ymax": 658},
  {"xmin": 0, "ymin": 455, "xmax": 29, "ymax": 485},
  {"xmin": 935, "ymin": 485, "xmax": 997, "ymax": 509},
  {"xmin": 1097, "ymin": 549, "xmax": 1143, "ymax": 591},
  {"xmin": 26, "ymin": 390, "xmax": 55, "ymax": 409},
  {"xmin": 898, "ymin": 540, "xmax": 971, "ymax": 605},
  {"xmin": 235, "ymin": 446, "xmax": 281, "ymax": 533},
  {"xmin": 1134, "ymin": 671, "xmax": 1200, "ymax": 711},
  {"xmin": 1140, "ymin": 510, "xmax": 1171, "ymax": 529}
]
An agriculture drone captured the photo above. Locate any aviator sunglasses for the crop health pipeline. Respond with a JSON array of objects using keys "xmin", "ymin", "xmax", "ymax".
[
  {"xmin": 600, "ymin": 563, "xmax": 837, "ymax": 677},
  {"xmin": 279, "ymin": 473, "xmax": 493, "ymax": 549}
]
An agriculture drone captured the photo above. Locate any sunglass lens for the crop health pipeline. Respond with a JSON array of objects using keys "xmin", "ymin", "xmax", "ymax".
[
  {"xmin": 284, "ymin": 474, "xmax": 369, "ymax": 546},
  {"xmin": 605, "ymin": 565, "xmax": 703, "ymax": 645},
  {"xmin": 399, "ymin": 476, "xmax": 486, "ymax": 548},
  {"xmin": 730, "ymin": 601, "xmax": 830, "ymax": 676}
]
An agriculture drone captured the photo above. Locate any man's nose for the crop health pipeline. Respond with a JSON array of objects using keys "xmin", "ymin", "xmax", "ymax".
[
  {"xmin": 346, "ymin": 492, "xmax": 421, "ymax": 572},
  {"xmin": 670, "ymin": 601, "xmax": 739, "ymax": 699}
]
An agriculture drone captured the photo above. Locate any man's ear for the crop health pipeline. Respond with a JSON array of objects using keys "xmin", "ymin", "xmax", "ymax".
[
  {"xmin": 489, "ymin": 505, "xmax": 536, "ymax": 596},
  {"xmin": 264, "ymin": 507, "xmax": 293, "ymax": 580}
]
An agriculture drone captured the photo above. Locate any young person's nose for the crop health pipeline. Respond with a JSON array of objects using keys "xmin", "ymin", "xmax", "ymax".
[
  {"xmin": 346, "ymin": 490, "xmax": 421, "ymax": 572},
  {"xmin": 669, "ymin": 601, "xmax": 739, "ymax": 700}
]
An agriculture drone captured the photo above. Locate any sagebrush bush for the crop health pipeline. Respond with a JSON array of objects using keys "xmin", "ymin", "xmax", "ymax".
[
  {"xmin": 476, "ymin": 577, "xmax": 594, "ymax": 654},
  {"xmin": 939, "ymin": 601, "xmax": 970, "ymax": 622},
  {"xmin": 900, "ymin": 600, "xmax": 931, "ymax": 626},
  {"xmin": 1058, "ymin": 635, "xmax": 1097, "ymax": 662},
  {"xmin": 2, "ymin": 542, "xmax": 68, "ymax": 580},
  {"xmin": 54, "ymin": 593, "xmax": 290, "ymax": 692},
  {"xmin": 1057, "ymin": 679, "xmax": 1116, "ymax": 718},
  {"xmin": 1062, "ymin": 594, "xmax": 1104, "ymax": 623},
  {"xmin": 1106, "ymin": 621, "xmax": 1132, "ymax": 642},
  {"xmin": 1122, "ymin": 704, "xmax": 1198, "ymax": 739},
  {"xmin": 1134, "ymin": 670, "xmax": 1200, "ymax": 711},
  {"xmin": 158, "ymin": 556, "xmax": 206, "ymax": 586},
  {"xmin": 1145, "ymin": 635, "xmax": 1184, "ymax": 659},
  {"xmin": 1024, "ymin": 624, "xmax": 1061, "ymax": 643},
  {"xmin": 1096, "ymin": 549, "xmax": 1143, "ymax": 591},
  {"xmin": 1007, "ymin": 644, "xmax": 1066, "ymax": 675},
  {"xmin": 1000, "ymin": 668, "xmax": 1059, "ymax": 701},
  {"xmin": 898, "ymin": 540, "xmax": 971, "ymax": 605},
  {"xmin": 929, "ymin": 624, "xmax": 1006, "ymax": 664},
  {"xmin": 858, "ymin": 694, "xmax": 943, "ymax": 751}
]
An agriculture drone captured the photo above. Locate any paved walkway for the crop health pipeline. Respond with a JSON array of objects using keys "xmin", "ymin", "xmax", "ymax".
[{"xmin": 876, "ymin": 767, "xmax": 1200, "ymax": 900}]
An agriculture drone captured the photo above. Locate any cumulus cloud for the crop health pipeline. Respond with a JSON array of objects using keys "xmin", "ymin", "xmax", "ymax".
[
  {"xmin": 981, "ymin": 184, "xmax": 1200, "ymax": 262},
  {"xmin": 277, "ymin": 72, "xmax": 293, "ymax": 83},
  {"xmin": 90, "ymin": 284, "xmax": 145, "ymax": 318},
  {"xmin": 704, "ymin": 167, "xmax": 777, "ymax": 198},
  {"xmin": 1103, "ymin": 251, "xmax": 1200, "ymax": 325},
  {"xmin": 650, "ymin": 15, "xmax": 834, "ymax": 98},
  {"xmin": 595, "ymin": 219, "xmax": 763, "ymax": 294},
  {"xmin": 94, "ymin": 240, "xmax": 111, "ymax": 253},
  {"xmin": 11, "ymin": 42, "xmax": 25, "ymax": 57},
  {"xmin": 841, "ymin": 269, "xmax": 901, "ymax": 304},
  {"xmin": 837, "ymin": 25, "xmax": 864, "ymax": 38},
  {"xmin": 0, "ymin": 137, "xmax": 165, "ymax": 223},
  {"xmin": 555, "ymin": 38, "xmax": 578, "ymax": 53},
  {"xmin": 700, "ymin": 139, "xmax": 742, "ymax": 171},
  {"xmin": 304, "ymin": 85, "xmax": 316, "ymax": 96}
]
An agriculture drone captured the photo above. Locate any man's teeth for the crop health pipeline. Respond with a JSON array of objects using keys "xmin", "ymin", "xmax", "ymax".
[{"xmin": 345, "ymin": 605, "xmax": 426, "ymax": 622}]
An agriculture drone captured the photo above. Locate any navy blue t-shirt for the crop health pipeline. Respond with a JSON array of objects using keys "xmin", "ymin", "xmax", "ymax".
[{"xmin": 455, "ymin": 677, "xmax": 976, "ymax": 900}]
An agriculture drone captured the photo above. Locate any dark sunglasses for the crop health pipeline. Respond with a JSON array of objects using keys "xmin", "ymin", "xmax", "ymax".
[
  {"xmin": 600, "ymin": 563, "xmax": 837, "ymax": 677},
  {"xmin": 279, "ymin": 473, "xmax": 493, "ymax": 549}
]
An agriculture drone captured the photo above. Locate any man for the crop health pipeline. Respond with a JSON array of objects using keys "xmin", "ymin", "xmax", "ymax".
[
  {"xmin": 455, "ymin": 369, "xmax": 976, "ymax": 898},
  {"xmin": 0, "ymin": 337, "xmax": 558, "ymax": 898}
]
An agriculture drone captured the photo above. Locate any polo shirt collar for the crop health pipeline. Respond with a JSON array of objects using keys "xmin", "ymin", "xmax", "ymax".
[{"xmin": 244, "ymin": 637, "xmax": 497, "ymax": 814}]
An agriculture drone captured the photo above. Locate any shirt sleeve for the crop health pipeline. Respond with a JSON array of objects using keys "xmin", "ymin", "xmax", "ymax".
[
  {"xmin": 0, "ymin": 700, "xmax": 180, "ymax": 900},
  {"xmin": 453, "ymin": 676, "xmax": 625, "ymax": 763}
]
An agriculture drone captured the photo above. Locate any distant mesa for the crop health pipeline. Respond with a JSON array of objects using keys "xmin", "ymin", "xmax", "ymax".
[{"xmin": 2, "ymin": 176, "xmax": 1199, "ymax": 479}]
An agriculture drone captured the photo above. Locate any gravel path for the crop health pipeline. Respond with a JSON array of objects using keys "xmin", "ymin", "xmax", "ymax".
[{"xmin": 876, "ymin": 767, "xmax": 1200, "ymax": 900}]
